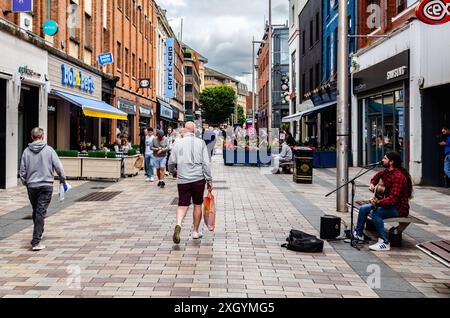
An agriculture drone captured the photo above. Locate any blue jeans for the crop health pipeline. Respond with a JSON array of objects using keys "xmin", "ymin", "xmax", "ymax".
[
  {"xmin": 355, "ymin": 204, "xmax": 399, "ymax": 244},
  {"xmin": 444, "ymin": 154, "xmax": 450, "ymax": 179},
  {"xmin": 145, "ymin": 154, "xmax": 154, "ymax": 177}
]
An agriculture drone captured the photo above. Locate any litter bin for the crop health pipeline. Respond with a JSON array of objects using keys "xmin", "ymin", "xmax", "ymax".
[{"xmin": 293, "ymin": 147, "xmax": 313, "ymax": 184}]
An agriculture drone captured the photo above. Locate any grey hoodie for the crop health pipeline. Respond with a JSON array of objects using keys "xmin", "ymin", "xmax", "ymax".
[{"xmin": 20, "ymin": 141, "xmax": 66, "ymax": 188}]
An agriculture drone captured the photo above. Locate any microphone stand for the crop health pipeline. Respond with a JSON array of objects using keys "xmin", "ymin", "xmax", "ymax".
[{"xmin": 325, "ymin": 164, "xmax": 381, "ymax": 251}]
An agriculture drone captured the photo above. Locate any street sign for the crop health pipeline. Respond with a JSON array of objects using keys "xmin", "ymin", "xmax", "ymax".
[
  {"xmin": 42, "ymin": 20, "xmax": 58, "ymax": 36},
  {"xmin": 139, "ymin": 79, "xmax": 151, "ymax": 88},
  {"xmin": 98, "ymin": 52, "xmax": 114, "ymax": 66},
  {"xmin": 417, "ymin": 0, "xmax": 450, "ymax": 24},
  {"xmin": 12, "ymin": 0, "xmax": 33, "ymax": 12}
]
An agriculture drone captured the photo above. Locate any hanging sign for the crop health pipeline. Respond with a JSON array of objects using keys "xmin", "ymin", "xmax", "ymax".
[
  {"xmin": 43, "ymin": 20, "xmax": 59, "ymax": 36},
  {"xmin": 165, "ymin": 38, "xmax": 175, "ymax": 99},
  {"xmin": 12, "ymin": 0, "xmax": 33, "ymax": 12}
]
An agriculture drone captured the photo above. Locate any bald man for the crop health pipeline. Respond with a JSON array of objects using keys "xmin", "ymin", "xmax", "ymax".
[{"xmin": 168, "ymin": 122, "xmax": 213, "ymax": 244}]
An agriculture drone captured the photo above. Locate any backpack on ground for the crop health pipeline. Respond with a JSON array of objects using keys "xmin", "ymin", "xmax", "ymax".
[{"xmin": 281, "ymin": 229, "xmax": 324, "ymax": 253}]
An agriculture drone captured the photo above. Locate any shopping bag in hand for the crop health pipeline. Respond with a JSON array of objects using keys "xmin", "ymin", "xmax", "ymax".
[{"xmin": 203, "ymin": 189, "xmax": 216, "ymax": 231}]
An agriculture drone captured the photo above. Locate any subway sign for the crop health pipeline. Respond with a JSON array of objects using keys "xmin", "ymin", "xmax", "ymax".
[
  {"xmin": 61, "ymin": 64, "xmax": 95, "ymax": 94},
  {"xmin": 416, "ymin": 0, "xmax": 450, "ymax": 24}
]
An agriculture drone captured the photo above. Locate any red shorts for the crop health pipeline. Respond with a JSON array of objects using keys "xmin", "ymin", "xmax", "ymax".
[{"xmin": 177, "ymin": 180, "xmax": 206, "ymax": 206}]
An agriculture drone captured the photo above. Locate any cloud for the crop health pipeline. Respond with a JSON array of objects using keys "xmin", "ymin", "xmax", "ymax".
[{"xmin": 158, "ymin": 0, "xmax": 288, "ymax": 90}]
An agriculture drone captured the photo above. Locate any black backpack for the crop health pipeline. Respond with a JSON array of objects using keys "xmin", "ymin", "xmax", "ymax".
[{"xmin": 281, "ymin": 230, "xmax": 324, "ymax": 253}]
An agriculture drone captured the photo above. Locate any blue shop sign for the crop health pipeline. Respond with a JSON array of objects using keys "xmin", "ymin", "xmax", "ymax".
[
  {"xmin": 98, "ymin": 52, "xmax": 114, "ymax": 66},
  {"xmin": 160, "ymin": 103, "xmax": 173, "ymax": 120},
  {"xmin": 43, "ymin": 20, "xmax": 58, "ymax": 36},
  {"xmin": 61, "ymin": 64, "xmax": 95, "ymax": 94},
  {"xmin": 12, "ymin": 0, "xmax": 33, "ymax": 12}
]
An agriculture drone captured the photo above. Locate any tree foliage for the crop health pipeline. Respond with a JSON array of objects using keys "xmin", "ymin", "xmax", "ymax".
[{"xmin": 200, "ymin": 85, "xmax": 236, "ymax": 125}]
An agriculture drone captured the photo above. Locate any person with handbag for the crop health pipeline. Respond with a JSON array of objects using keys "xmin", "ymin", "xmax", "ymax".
[{"xmin": 168, "ymin": 122, "xmax": 213, "ymax": 244}]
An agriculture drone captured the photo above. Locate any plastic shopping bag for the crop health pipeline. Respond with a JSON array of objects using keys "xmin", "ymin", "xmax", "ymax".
[{"xmin": 203, "ymin": 190, "xmax": 216, "ymax": 231}]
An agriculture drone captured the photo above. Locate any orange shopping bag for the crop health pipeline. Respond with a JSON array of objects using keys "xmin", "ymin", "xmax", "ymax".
[{"xmin": 203, "ymin": 189, "xmax": 216, "ymax": 231}]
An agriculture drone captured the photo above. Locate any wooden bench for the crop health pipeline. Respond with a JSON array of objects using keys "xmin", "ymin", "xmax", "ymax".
[
  {"xmin": 279, "ymin": 161, "xmax": 294, "ymax": 174},
  {"xmin": 348, "ymin": 200, "xmax": 428, "ymax": 246},
  {"xmin": 417, "ymin": 240, "xmax": 450, "ymax": 268}
]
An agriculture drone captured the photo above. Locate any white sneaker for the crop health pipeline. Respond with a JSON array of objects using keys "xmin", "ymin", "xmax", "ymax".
[
  {"xmin": 32, "ymin": 244, "xmax": 46, "ymax": 251},
  {"xmin": 192, "ymin": 231, "xmax": 203, "ymax": 239},
  {"xmin": 145, "ymin": 177, "xmax": 151, "ymax": 182},
  {"xmin": 353, "ymin": 231, "xmax": 364, "ymax": 242},
  {"xmin": 369, "ymin": 239, "xmax": 390, "ymax": 251},
  {"xmin": 149, "ymin": 177, "xmax": 155, "ymax": 182}
]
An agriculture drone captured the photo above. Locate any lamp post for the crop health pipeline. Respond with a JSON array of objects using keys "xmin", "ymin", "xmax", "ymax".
[
  {"xmin": 336, "ymin": 0, "xmax": 349, "ymax": 212},
  {"xmin": 268, "ymin": 0, "xmax": 273, "ymax": 132}
]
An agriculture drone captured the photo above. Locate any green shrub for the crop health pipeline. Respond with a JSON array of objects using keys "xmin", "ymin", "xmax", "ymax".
[
  {"xmin": 56, "ymin": 150, "xmax": 79, "ymax": 158},
  {"xmin": 87, "ymin": 150, "xmax": 117, "ymax": 159},
  {"xmin": 127, "ymin": 149, "xmax": 137, "ymax": 156},
  {"xmin": 131, "ymin": 144, "xmax": 139, "ymax": 150}
]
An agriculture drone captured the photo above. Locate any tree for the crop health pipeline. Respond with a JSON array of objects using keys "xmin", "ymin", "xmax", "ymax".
[
  {"xmin": 200, "ymin": 85, "xmax": 236, "ymax": 125},
  {"xmin": 236, "ymin": 105, "xmax": 246, "ymax": 125}
]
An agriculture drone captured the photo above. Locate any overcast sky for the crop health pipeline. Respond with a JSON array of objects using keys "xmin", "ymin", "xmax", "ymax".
[{"xmin": 158, "ymin": 0, "xmax": 289, "ymax": 91}]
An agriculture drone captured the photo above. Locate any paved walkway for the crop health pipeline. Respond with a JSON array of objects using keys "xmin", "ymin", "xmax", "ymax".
[{"xmin": 0, "ymin": 154, "xmax": 448, "ymax": 298}]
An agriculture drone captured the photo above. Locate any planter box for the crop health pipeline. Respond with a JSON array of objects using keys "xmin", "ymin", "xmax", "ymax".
[
  {"xmin": 81, "ymin": 157, "xmax": 121, "ymax": 181},
  {"xmin": 123, "ymin": 155, "xmax": 141, "ymax": 176},
  {"xmin": 313, "ymin": 151, "xmax": 353, "ymax": 168},
  {"xmin": 58, "ymin": 157, "xmax": 82, "ymax": 179}
]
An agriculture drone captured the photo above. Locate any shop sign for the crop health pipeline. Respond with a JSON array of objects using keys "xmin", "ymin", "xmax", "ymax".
[
  {"xmin": 165, "ymin": 38, "xmax": 175, "ymax": 99},
  {"xmin": 160, "ymin": 103, "xmax": 173, "ymax": 119},
  {"xmin": 416, "ymin": 0, "xmax": 450, "ymax": 25},
  {"xmin": 387, "ymin": 66, "xmax": 407, "ymax": 81},
  {"xmin": 98, "ymin": 52, "xmax": 114, "ymax": 66},
  {"xmin": 139, "ymin": 79, "xmax": 151, "ymax": 88},
  {"xmin": 12, "ymin": 0, "xmax": 33, "ymax": 12},
  {"xmin": 118, "ymin": 99, "xmax": 136, "ymax": 115},
  {"xmin": 139, "ymin": 106, "xmax": 152, "ymax": 118},
  {"xmin": 43, "ymin": 20, "xmax": 58, "ymax": 36},
  {"xmin": 18, "ymin": 65, "xmax": 41, "ymax": 78},
  {"xmin": 61, "ymin": 64, "xmax": 95, "ymax": 94}
]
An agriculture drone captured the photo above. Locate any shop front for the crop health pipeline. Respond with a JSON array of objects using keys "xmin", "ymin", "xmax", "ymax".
[
  {"xmin": 48, "ymin": 55, "xmax": 126, "ymax": 152},
  {"xmin": 157, "ymin": 99, "xmax": 176, "ymax": 132},
  {"xmin": 353, "ymin": 50, "xmax": 409, "ymax": 168},
  {"xmin": 117, "ymin": 98, "xmax": 137, "ymax": 142},
  {"xmin": 139, "ymin": 104, "xmax": 153, "ymax": 132},
  {"xmin": 0, "ymin": 28, "xmax": 48, "ymax": 189}
]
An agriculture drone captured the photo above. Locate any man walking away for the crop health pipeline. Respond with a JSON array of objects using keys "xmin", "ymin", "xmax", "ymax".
[
  {"xmin": 140, "ymin": 128, "xmax": 148, "ymax": 172},
  {"xmin": 20, "ymin": 128, "xmax": 66, "ymax": 251},
  {"xmin": 438, "ymin": 126, "xmax": 450, "ymax": 187},
  {"xmin": 271, "ymin": 138, "xmax": 293, "ymax": 174},
  {"xmin": 168, "ymin": 122, "xmax": 213, "ymax": 244},
  {"xmin": 152, "ymin": 130, "xmax": 169, "ymax": 188},
  {"xmin": 145, "ymin": 128, "xmax": 155, "ymax": 182}
]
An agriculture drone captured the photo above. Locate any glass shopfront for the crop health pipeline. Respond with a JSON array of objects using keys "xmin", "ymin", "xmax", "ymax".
[{"xmin": 364, "ymin": 89, "xmax": 405, "ymax": 165}]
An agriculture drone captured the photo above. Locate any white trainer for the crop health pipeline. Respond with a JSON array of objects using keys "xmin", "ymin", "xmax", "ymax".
[
  {"xmin": 192, "ymin": 231, "xmax": 203, "ymax": 239},
  {"xmin": 32, "ymin": 244, "xmax": 46, "ymax": 251},
  {"xmin": 149, "ymin": 177, "xmax": 155, "ymax": 182},
  {"xmin": 353, "ymin": 231, "xmax": 364, "ymax": 242},
  {"xmin": 369, "ymin": 239, "xmax": 390, "ymax": 251}
]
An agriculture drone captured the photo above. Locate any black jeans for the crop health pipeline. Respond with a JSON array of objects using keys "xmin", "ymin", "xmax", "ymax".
[{"xmin": 27, "ymin": 186, "xmax": 53, "ymax": 247}]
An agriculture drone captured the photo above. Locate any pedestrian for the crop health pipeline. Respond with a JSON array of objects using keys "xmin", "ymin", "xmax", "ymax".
[
  {"xmin": 438, "ymin": 126, "xmax": 450, "ymax": 187},
  {"xmin": 152, "ymin": 130, "xmax": 169, "ymax": 188},
  {"xmin": 165, "ymin": 126, "xmax": 175, "ymax": 176},
  {"xmin": 168, "ymin": 122, "xmax": 213, "ymax": 244},
  {"xmin": 271, "ymin": 138, "xmax": 292, "ymax": 174},
  {"xmin": 145, "ymin": 128, "xmax": 155, "ymax": 182},
  {"xmin": 19, "ymin": 128, "xmax": 66, "ymax": 251},
  {"xmin": 354, "ymin": 151, "xmax": 413, "ymax": 251},
  {"xmin": 140, "ymin": 128, "xmax": 148, "ymax": 173},
  {"xmin": 203, "ymin": 126, "xmax": 216, "ymax": 159}
]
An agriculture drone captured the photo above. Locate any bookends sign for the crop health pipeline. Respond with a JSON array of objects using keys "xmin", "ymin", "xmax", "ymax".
[{"xmin": 416, "ymin": 0, "xmax": 450, "ymax": 24}]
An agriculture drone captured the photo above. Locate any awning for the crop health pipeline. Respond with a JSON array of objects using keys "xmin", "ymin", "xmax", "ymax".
[
  {"xmin": 52, "ymin": 90, "xmax": 127, "ymax": 120},
  {"xmin": 282, "ymin": 101, "xmax": 336, "ymax": 123}
]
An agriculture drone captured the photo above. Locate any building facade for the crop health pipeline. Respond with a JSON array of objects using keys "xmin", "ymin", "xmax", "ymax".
[
  {"xmin": 182, "ymin": 44, "xmax": 201, "ymax": 122},
  {"xmin": 351, "ymin": 1, "xmax": 450, "ymax": 187}
]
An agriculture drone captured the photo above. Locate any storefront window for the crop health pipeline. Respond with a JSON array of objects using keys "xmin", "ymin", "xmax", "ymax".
[{"xmin": 365, "ymin": 89, "xmax": 405, "ymax": 165}]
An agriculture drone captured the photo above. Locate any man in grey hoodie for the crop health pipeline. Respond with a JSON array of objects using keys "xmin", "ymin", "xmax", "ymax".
[{"xmin": 20, "ymin": 128, "xmax": 66, "ymax": 251}]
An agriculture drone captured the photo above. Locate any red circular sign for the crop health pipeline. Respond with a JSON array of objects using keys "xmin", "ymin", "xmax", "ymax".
[{"xmin": 416, "ymin": 0, "xmax": 450, "ymax": 24}]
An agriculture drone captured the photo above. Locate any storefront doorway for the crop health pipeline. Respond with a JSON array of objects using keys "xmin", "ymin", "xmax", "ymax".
[
  {"xmin": 0, "ymin": 79, "xmax": 6, "ymax": 188},
  {"xmin": 17, "ymin": 85, "xmax": 39, "ymax": 170},
  {"xmin": 363, "ymin": 90, "xmax": 405, "ymax": 166},
  {"xmin": 422, "ymin": 84, "xmax": 450, "ymax": 187}
]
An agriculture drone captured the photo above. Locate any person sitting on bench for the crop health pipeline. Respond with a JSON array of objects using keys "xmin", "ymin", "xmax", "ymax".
[
  {"xmin": 271, "ymin": 138, "xmax": 293, "ymax": 174},
  {"xmin": 354, "ymin": 151, "xmax": 413, "ymax": 251}
]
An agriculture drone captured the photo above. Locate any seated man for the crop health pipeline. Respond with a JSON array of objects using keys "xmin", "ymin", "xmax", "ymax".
[
  {"xmin": 271, "ymin": 138, "xmax": 293, "ymax": 174},
  {"xmin": 353, "ymin": 151, "xmax": 413, "ymax": 252}
]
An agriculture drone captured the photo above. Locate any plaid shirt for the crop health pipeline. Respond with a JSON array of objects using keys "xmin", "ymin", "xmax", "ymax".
[{"xmin": 371, "ymin": 168, "xmax": 410, "ymax": 217}]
